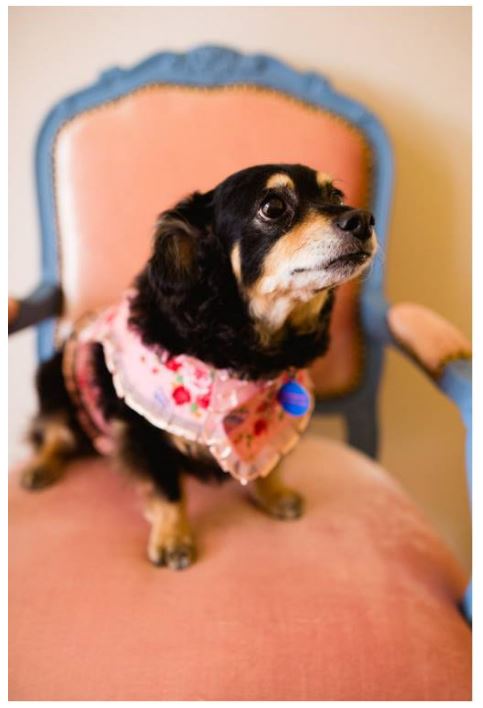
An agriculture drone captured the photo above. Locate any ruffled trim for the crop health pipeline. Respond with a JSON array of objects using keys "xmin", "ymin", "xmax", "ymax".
[{"xmin": 88, "ymin": 293, "xmax": 315, "ymax": 484}]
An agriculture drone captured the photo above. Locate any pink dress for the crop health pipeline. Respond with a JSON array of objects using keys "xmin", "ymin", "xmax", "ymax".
[{"xmin": 63, "ymin": 292, "xmax": 314, "ymax": 485}]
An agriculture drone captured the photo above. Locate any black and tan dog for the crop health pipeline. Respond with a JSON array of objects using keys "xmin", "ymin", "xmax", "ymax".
[{"xmin": 23, "ymin": 164, "xmax": 376, "ymax": 569}]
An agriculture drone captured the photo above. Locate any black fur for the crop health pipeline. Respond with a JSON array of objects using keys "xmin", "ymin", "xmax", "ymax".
[
  {"xmin": 30, "ymin": 351, "xmax": 93, "ymax": 456},
  {"xmin": 33, "ymin": 163, "xmax": 373, "ymax": 504},
  {"xmin": 91, "ymin": 344, "xmax": 228, "ymax": 490},
  {"xmin": 129, "ymin": 165, "xmax": 339, "ymax": 380}
]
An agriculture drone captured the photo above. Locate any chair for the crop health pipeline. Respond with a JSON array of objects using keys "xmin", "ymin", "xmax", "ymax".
[{"xmin": 9, "ymin": 45, "xmax": 472, "ymax": 700}]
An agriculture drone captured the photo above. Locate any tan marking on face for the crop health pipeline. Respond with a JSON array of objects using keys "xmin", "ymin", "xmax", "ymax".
[
  {"xmin": 247, "ymin": 213, "xmax": 334, "ymax": 337},
  {"xmin": 230, "ymin": 242, "xmax": 242, "ymax": 282},
  {"xmin": 316, "ymin": 171, "xmax": 334, "ymax": 189},
  {"xmin": 261, "ymin": 213, "xmax": 331, "ymax": 276},
  {"xmin": 251, "ymin": 290, "xmax": 329, "ymax": 346},
  {"xmin": 288, "ymin": 290, "xmax": 329, "ymax": 331},
  {"xmin": 265, "ymin": 173, "xmax": 295, "ymax": 190}
]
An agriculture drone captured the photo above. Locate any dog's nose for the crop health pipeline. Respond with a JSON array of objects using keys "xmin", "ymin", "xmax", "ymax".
[{"xmin": 334, "ymin": 209, "xmax": 375, "ymax": 242}]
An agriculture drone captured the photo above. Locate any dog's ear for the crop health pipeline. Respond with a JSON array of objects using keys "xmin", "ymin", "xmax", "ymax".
[{"xmin": 147, "ymin": 191, "xmax": 214, "ymax": 294}]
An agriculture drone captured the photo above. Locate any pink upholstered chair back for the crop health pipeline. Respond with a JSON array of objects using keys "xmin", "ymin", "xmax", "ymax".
[{"xmin": 54, "ymin": 84, "xmax": 372, "ymax": 397}]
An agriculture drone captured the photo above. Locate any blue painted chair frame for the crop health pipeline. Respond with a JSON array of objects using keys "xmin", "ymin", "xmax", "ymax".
[{"xmin": 12, "ymin": 45, "xmax": 472, "ymax": 620}]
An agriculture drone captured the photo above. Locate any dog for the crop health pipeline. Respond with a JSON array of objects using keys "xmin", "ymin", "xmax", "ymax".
[{"xmin": 22, "ymin": 163, "xmax": 376, "ymax": 570}]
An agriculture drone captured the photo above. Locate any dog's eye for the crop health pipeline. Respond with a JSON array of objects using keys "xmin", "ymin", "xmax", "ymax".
[
  {"xmin": 260, "ymin": 196, "xmax": 286, "ymax": 219},
  {"xmin": 328, "ymin": 188, "xmax": 344, "ymax": 205}
]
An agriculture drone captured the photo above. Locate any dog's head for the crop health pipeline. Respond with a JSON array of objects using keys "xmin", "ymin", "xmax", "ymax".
[{"xmin": 148, "ymin": 164, "xmax": 376, "ymax": 338}]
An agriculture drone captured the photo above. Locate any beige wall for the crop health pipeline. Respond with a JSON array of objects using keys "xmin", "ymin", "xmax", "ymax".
[{"xmin": 8, "ymin": 7, "xmax": 471, "ymax": 568}]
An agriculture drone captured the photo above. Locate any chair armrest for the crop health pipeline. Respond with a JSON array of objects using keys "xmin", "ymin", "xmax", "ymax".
[
  {"xmin": 362, "ymin": 292, "xmax": 472, "ymax": 623},
  {"xmin": 386, "ymin": 302, "xmax": 471, "ymax": 378},
  {"xmin": 383, "ymin": 301, "xmax": 472, "ymax": 439},
  {"xmin": 362, "ymin": 293, "xmax": 471, "ymax": 381},
  {"xmin": 8, "ymin": 282, "xmax": 63, "ymax": 335},
  {"xmin": 363, "ymin": 295, "xmax": 472, "ymax": 432}
]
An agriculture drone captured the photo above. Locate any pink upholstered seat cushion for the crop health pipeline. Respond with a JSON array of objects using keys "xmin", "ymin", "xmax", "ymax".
[{"xmin": 9, "ymin": 436, "xmax": 470, "ymax": 700}]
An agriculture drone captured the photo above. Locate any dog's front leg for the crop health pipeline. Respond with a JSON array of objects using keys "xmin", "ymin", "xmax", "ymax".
[
  {"xmin": 144, "ymin": 490, "xmax": 195, "ymax": 570},
  {"xmin": 113, "ymin": 418, "xmax": 196, "ymax": 570},
  {"xmin": 249, "ymin": 463, "xmax": 304, "ymax": 520},
  {"xmin": 22, "ymin": 413, "xmax": 78, "ymax": 490}
]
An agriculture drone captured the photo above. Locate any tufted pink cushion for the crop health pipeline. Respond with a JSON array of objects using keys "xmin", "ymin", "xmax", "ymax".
[{"xmin": 9, "ymin": 436, "xmax": 471, "ymax": 700}]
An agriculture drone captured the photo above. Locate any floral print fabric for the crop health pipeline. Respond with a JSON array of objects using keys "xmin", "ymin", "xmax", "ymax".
[{"xmin": 65, "ymin": 292, "xmax": 314, "ymax": 484}]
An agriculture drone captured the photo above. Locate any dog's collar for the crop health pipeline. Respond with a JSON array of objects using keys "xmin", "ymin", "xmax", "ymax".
[{"xmin": 70, "ymin": 291, "xmax": 314, "ymax": 484}]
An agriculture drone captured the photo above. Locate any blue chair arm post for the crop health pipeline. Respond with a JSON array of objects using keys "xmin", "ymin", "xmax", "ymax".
[
  {"xmin": 439, "ymin": 358, "xmax": 472, "ymax": 623},
  {"xmin": 8, "ymin": 282, "xmax": 63, "ymax": 335},
  {"xmin": 362, "ymin": 292, "xmax": 472, "ymax": 623}
]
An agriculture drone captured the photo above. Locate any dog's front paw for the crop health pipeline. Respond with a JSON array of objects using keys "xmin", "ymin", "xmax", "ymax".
[
  {"xmin": 252, "ymin": 487, "xmax": 305, "ymax": 520},
  {"xmin": 145, "ymin": 496, "xmax": 196, "ymax": 569},
  {"xmin": 147, "ymin": 537, "xmax": 196, "ymax": 570},
  {"xmin": 20, "ymin": 463, "xmax": 63, "ymax": 491},
  {"xmin": 270, "ymin": 490, "xmax": 305, "ymax": 520}
]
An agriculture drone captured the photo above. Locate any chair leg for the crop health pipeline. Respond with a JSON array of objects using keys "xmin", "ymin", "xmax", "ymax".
[{"xmin": 345, "ymin": 402, "xmax": 379, "ymax": 460}]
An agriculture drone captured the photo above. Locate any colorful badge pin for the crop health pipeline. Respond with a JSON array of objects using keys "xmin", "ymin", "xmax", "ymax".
[{"xmin": 277, "ymin": 380, "xmax": 311, "ymax": 417}]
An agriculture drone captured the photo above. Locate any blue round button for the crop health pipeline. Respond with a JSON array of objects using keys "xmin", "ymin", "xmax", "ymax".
[{"xmin": 277, "ymin": 380, "xmax": 311, "ymax": 417}]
